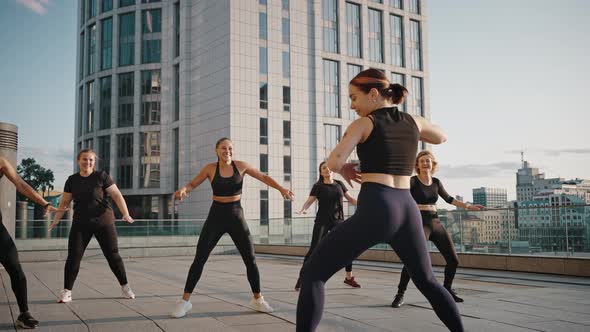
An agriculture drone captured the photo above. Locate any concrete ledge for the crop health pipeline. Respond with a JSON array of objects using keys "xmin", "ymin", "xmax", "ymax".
[{"xmin": 254, "ymin": 244, "xmax": 590, "ymax": 277}]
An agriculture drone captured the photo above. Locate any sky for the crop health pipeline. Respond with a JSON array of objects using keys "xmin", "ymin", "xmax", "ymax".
[{"xmin": 0, "ymin": 0, "xmax": 588, "ymax": 202}]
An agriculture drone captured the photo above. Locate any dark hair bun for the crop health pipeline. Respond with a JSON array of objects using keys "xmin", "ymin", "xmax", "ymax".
[{"xmin": 385, "ymin": 83, "xmax": 408, "ymax": 104}]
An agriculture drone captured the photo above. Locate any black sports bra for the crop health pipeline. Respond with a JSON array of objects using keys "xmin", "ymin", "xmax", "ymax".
[{"xmin": 210, "ymin": 161, "xmax": 243, "ymax": 197}]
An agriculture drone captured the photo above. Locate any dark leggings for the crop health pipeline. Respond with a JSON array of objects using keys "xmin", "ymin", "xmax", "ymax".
[
  {"xmin": 296, "ymin": 183, "xmax": 463, "ymax": 332},
  {"xmin": 0, "ymin": 214, "xmax": 28, "ymax": 313},
  {"xmin": 184, "ymin": 201, "xmax": 260, "ymax": 294},
  {"xmin": 300, "ymin": 221, "xmax": 352, "ymax": 277},
  {"xmin": 397, "ymin": 211, "xmax": 459, "ymax": 293},
  {"xmin": 64, "ymin": 210, "xmax": 128, "ymax": 290}
]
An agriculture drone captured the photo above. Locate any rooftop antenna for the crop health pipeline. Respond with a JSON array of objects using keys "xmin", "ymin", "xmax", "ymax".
[{"xmin": 521, "ymin": 151, "xmax": 524, "ymax": 167}]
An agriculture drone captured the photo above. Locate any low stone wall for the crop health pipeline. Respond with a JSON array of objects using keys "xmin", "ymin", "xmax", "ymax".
[{"xmin": 254, "ymin": 244, "xmax": 590, "ymax": 277}]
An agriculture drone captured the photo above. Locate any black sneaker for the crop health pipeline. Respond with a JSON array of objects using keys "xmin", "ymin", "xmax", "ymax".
[
  {"xmin": 445, "ymin": 286, "xmax": 464, "ymax": 303},
  {"xmin": 16, "ymin": 312, "xmax": 39, "ymax": 329},
  {"xmin": 391, "ymin": 292, "xmax": 404, "ymax": 308}
]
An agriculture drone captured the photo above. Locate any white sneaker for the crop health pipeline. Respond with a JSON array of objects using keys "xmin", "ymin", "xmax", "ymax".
[
  {"xmin": 248, "ymin": 296, "xmax": 273, "ymax": 313},
  {"xmin": 121, "ymin": 284, "xmax": 135, "ymax": 299},
  {"xmin": 170, "ymin": 299, "xmax": 192, "ymax": 318},
  {"xmin": 58, "ymin": 289, "xmax": 72, "ymax": 303}
]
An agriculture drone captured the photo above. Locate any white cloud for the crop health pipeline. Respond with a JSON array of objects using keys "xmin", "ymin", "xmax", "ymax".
[{"xmin": 16, "ymin": 0, "xmax": 50, "ymax": 15}]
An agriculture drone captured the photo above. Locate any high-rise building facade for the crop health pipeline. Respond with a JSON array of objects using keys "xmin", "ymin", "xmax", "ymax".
[
  {"xmin": 75, "ymin": 0, "xmax": 430, "ymax": 225},
  {"xmin": 473, "ymin": 187, "xmax": 507, "ymax": 208}
]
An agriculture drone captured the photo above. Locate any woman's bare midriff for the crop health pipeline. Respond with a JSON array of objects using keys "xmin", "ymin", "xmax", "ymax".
[
  {"xmin": 416, "ymin": 204, "xmax": 437, "ymax": 211},
  {"xmin": 361, "ymin": 173, "xmax": 411, "ymax": 189},
  {"xmin": 212, "ymin": 194, "xmax": 241, "ymax": 203}
]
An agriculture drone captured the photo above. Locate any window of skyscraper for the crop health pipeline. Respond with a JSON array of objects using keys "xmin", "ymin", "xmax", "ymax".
[
  {"xmin": 410, "ymin": 20, "xmax": 422, "ymax": 70},
  {"xmin": 260, "ymin": 118, "xmax": 268, "ymax": 145},
  {"xmin": 174, "ymin": 65, "xmax": 180, "ymax": 121},
  {"xmin": 390, "ymin": 14, "xmax": 404, "ymax": 67},
  {"xmin": 324, "ymin": 124, "xmax": 341, "ymax": 157},
  {"xmin": 101, "ymin": 0, "xmax": 113, "ymax": 13},
  {"xmin": 142, "ymin": 9, "xmax": 162, "ymax": 63},
  {"xmin": 86, "ymin": 81, "xmax": 95, "ymax": 133},
  {"xmin": 282, "ymin": 18, "xmax": 290, "ymax": 44},
  {"xmin": 323, "ymin": 59, "xmax": 340, "ymax": 118},
  {"xmin": 118, "ymin": 72, "xmax": 134, "ymax": 127},
  {"xmin": 260, "ymin": 12, "xmax": 267, "ymax": 40},
  {"xmin": 141, "ymin": 70, "xmax": 161, "ymax": 125},
  {"xmin": 101, "ymin": 18, "xmax": 112, "ymax": 70},
  {"xmin": 283, "ymin": 86, "xmax": 290, "ymax": 112},
  {"xmin": 120, "ymin": 0, "xmax": 135, "ymax": 7},
  {"xmin": 346, "ymin": 2, "xmax": 361, "ymax": 58},
  {"xmin": 119, "ymin": 12, "xmax": 135, "ymax": 66},
  {"xmin": 260, "ymin": 190, "xmax": 268, "ymax": 224},
  {"xmin": 323, "ymin": 0, "xmax": 338, "ymax": 53},
  {"xmin": 88, "ymin": 0, "xmax": 97, "ymax": 19},
  {"xmin": 411, "ymin": 76, "xmax": 423, "ymax": 116},
  {"xmin": 282, "ymin": 51, "xmax": 290, "ymax": 78},
  {"xmin": 284, "ymin": 156, "xmax": 291, "ymax": 181},
  {"xmin": 368, "ymin": 9, "xmax": 383, "ymax": 63},
  {"xmin": 79, "ymin": 32, "xmax": 85, "ymax": 80},
  {"xmin": 259, "ymin": 47, "xmax": 268, "ymax": 74},
  {"xmin": 283, "ymin": 120, "xmax": 291, "ymax": 146},
  {"xmin": 260, "ymin": 154, "xmax": 268, "ymax": 174},
  {"xmin": 98, "ymin": 135, "xmax": 111, "ymax": 173},
  {"xmin": 99, "ymin": 76, "xmax": 112, "ymax": 129},
  {"xmin": 390, "ymin": 0, "xmax": 402, "ymax": 9},
  {"xmin": 409, "ymin": 0, "xmax": 420, "ymax": 14},
  {"xmin": 174, "ymin": 2, "xmax": 180, "ymax": 57},
  {"xmin": 88, "ymin": 24, "xmax": 96, "ymax": 75},
  {"xmin": 140, "ymin": 131, "xmax": 161, "ymax": 188},
  {"xmin": 260, "ymin": 83, "xmax": 268, "ymax": 109}
]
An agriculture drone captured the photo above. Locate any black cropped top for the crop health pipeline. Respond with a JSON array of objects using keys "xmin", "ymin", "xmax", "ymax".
[
  {"xmin": 410, "ymin": 176, "xmax": 454, "ymax": 205},
  {"xmin": 211, "ymin": 161, "xmax": 243, "ymax": 197},
  {"xmin": 356, "ymin": 107, "xmax": 419, "ymax": 176}
]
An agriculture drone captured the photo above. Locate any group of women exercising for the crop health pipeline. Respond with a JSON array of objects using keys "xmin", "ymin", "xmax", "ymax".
[{"xmin": 0, "ymin": 69, "xmax": 477, "ymax": 331}]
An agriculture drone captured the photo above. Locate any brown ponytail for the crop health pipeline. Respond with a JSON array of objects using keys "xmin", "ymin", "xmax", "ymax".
[{"xmin": 350, "ymin": 69, "xmax": 408, "ymax": 104}]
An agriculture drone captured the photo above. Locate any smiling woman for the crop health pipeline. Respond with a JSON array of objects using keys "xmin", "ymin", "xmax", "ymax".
[
  {"xmin": 170, "ymin": 137, "xmax": 295, "ymax": 318},
  {"xmin": 50, "ymin": 148, "xmax": 136, "ymax": 304}
]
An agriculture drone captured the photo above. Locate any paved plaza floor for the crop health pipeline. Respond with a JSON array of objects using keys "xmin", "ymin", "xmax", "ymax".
[{"xmin": 1, "ymin": 254, "xmax": 589, "ymax": 331}]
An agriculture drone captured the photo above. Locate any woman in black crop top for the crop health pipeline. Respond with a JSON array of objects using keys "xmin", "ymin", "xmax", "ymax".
[
  {"xmin": 0, "ymin": 157, "xmax": 67, "ymax": 328},
  {"xmin": 50, "ymin": 149, "xmax": 136, "ymax": 304},
  {"xmin": 392, "ymin": 151, "xmax": 484, "ymax": 308},
  {"xmin": 296, "ymin": 69, "xmax": 464, "ymax": 332},
  {"xmin": 170, "ymin": 137, "xmax": 294, "ymax": 318},
  {"xmin": 294, "ymin": 162, "xmax": 359, "ymax": 291}
]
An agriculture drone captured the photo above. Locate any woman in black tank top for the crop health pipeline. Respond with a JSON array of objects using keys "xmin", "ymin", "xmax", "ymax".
[
  {"xmin": 392, "ymin": 151, "xmax": 484, "ymax": 308},
  {"xmin": 296, "ymin": 69, "xmax": 464, "ymax": 332},
  {"xmin": 0, "ymin": 157, "xmax": 67, "ymax": 328},
  {"xmin": 294, "ymin": 161, "xmax": 359, "ymax": 291},
  {"xmin": 170, "ymin": 137, "xmax": 294, "ymax": 318}
]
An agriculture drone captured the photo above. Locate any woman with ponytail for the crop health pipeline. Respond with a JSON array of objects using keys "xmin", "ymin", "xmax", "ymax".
[
  {"xmin": 170, "ymin": 138, "xmax": 294, "ymax": 318},
  {"xmin": 294, "ymin": 161, "xmax": 359, "ymax": 291},
  {"xmin": 296, "ymin": 69, "xmax": 464, "ymax": 331}
]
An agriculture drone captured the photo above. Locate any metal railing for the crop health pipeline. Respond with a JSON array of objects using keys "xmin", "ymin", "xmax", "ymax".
[{"xmin": 13, "ymin": 204, "xmax": 590, "ymax": 258}]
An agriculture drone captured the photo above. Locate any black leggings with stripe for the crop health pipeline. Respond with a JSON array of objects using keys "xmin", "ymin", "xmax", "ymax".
[
  {"xmin": 296, "ymin": 182, "xmax": 463, "ymax": 332},
  {"xmin": 397, "ymin": 211, "xmax": 459, "ymax": 293},
  {"xmin": 184, "ymin": 201, "xmax": 260, "ymax": 294},
  {"xmin": 0, "ymin": 212, "xmax": 28, "ymax": 313}
]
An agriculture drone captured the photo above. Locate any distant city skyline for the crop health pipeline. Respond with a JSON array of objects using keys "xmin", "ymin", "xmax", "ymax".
[{"xmin": 0, "ymin": 0, "xmax": 588, "ymax": 204}]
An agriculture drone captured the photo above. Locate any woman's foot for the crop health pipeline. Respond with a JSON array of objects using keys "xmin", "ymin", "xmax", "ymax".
[
  {"xmin": 58, "ymin": 289, "xmax": 72, "ymax": 303},
  {"xmin": 171, "ymin": 299, "xmax": 193, "ymax": 318},
  {"xmin": 121, "ymin": 284, "xmax": 135, "ymax": 299},
  {"xmin": 15, "ymin": 312, "xmax": 39, "ymax": 329},
  {"xmin": 391, "ymin": 292, "xmax": 404, "ymax": 308},
  {"xmin": 444, "ymin": 286, "xmax": 464, "ymax": 303},
  {"xmin": 248, "ymin": 296, "xmax": 274, "ymax": 313},
  {"xmin": 344, "ymin": 276, "xmax": 361, "ymax": 288}
]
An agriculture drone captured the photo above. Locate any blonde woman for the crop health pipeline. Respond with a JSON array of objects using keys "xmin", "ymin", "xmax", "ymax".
[{"xmin": 391, "ymin": 151, "xmax": 484, "ymax": 308}]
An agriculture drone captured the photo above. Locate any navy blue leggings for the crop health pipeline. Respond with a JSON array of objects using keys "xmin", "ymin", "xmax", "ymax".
[
  {"xmin": 184, "ymin": 201, "xmax": 260, "ymax": 294},
  {"xmin": 397, "ymin": 211, "xmax": 459, "ymax": 292},
  {"xmin": 0, "ymin": 213, "xmax": 28, "ymax": 313},
  {"xmin": 296, "ymin": 183, "xmax": 463, "ymax": 332}
]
